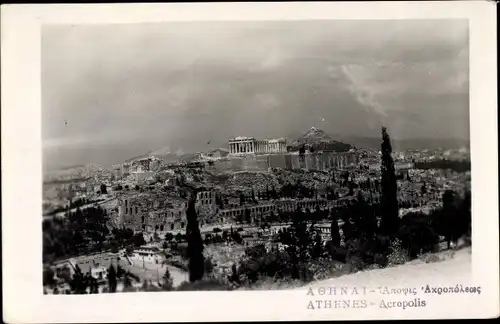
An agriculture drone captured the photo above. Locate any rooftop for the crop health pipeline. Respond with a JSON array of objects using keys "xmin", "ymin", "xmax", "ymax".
[{"xmin": 230, "ymin": 136, "xmax": 255, "ymax": 141}]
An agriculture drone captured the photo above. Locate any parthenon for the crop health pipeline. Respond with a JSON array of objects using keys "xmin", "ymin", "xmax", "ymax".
[{"xmin": 229, "ymin": 136, "xmax": 287, "ymax": 155}]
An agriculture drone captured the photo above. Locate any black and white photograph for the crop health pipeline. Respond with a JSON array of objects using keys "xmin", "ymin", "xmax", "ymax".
[
  {"xmin": 2, "ymin": 2, "xmax": 498, "ymax": 322},
  {"xmin": 41, "ymin": 18, "xmax": 473, "ymax": 294}
]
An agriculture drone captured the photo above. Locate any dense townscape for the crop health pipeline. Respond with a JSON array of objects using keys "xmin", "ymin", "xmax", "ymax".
[{"xmin": 42, "ymin": 127, "xmax": 471, "ymax": 294}]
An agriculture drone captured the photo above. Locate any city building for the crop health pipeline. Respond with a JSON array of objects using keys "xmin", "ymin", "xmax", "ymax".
[{"xmin": 130, "ymin": 246, "xmax": 163, "ymax": 264}]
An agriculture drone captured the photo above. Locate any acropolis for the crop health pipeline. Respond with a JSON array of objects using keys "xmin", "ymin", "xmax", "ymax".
[{"xmin": 228, "ymin": 136, "xmax": 287, "ymax": 155}]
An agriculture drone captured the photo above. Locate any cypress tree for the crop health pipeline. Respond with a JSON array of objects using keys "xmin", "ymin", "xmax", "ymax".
[
  {"xmin": 330, "ymin": 217, "xmax": 341, "ymax": 247},
  {"xmin": 186, "ymin": 189, "xmax": 204, "ymax": 282},
  {"xmin": 380, "ymin": 127, "xmax": 399, "ymax": 237},
  {"xmin": 107, "ymin": 264, "xmax": 117, "ymax": 293},
  {"xmin": 239, "ymin": 192, "xmax": 245, "ymax": 206}
]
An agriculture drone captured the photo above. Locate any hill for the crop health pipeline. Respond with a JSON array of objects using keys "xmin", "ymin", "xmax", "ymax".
[
  {"xmin": 288, "ymin": 127, "xmax": 354, "ymax": 152},
  {"xmin": 341, "ymin": 136, "xmax": 470, "ymax": 151},
  {"xmin": 123, "ymin": 146, "xmax": 186, "ymax": 164}
]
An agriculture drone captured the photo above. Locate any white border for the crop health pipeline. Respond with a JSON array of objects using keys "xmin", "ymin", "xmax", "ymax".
[{"xmin": 1, "ymin": 1, "xmax": 498, "ymax": 322}]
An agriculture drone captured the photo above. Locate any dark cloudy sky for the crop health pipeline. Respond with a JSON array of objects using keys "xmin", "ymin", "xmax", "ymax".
[{"xmin": 42, "ymin": 19, "xmax": 469, "ymax": 170}]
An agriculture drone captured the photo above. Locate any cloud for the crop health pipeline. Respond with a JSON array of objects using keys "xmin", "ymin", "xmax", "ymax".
[
  {"xmin": 340, "ymin": 64, "xmax": 388, "ymax": 118},
  {"xmin": 42, "ymin": 20, "xmax": 469, "ymax": 168},
  {"xmin": 254, "ymin": 93, "xmax": 281, "ymax": 110}
]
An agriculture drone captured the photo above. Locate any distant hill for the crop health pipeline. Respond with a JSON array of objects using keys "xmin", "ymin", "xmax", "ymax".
[
  {"xmin": 341, "ymin": 136, "xmax": 470, "ymax": 151},
  {"xmin": 288, "ymin": 127, "xmax": 354, "ymax": 152},
  {"xmin": 43, "ymin": 163, "xmax": 109, "ymax": 182},
  {"xmin": 123, "ymin": 145, "xmax": 184, "ymax": 164}
]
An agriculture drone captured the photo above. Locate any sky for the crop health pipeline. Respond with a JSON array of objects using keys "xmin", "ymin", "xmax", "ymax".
[{"xmin": 42, "ymin": 19, "xmax": 469, "ymax": 170}]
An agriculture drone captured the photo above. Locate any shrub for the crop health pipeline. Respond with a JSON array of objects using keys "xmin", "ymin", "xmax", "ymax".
[
  {"xmin": 387, "ymin": 239, "xmax": 410, "ymax": 266},
  {"xmin": 204, "ymin": 258, "xmax": 214, "ymax": 274},
  {"xmin": 176, "ymin": 277, "xmax": 233, "ymax": 291},
  {"xmin": 398, "ymin": 213, "xmax": 440, "ymax": 258},
  {"xmin": 162, "ymin": 268, "xmax": 174, "ymax": 291},
  {"xmin": 238, "ymin": 245, "xmax": 308, "ymax": 283},
  {"xmin": 344, "ymin": 254, "xmax": 366, "ymax": 273},
  {"xmin": 326, "ymin": 243, "xmax": 347, "ymax": 263},
  {"xmin": 307, "ymin": 257, "xmax": 344, "ymax": 281},
  {"xmin": 418, "ymin": 252, "xmax": 443, "ymax": 264}
]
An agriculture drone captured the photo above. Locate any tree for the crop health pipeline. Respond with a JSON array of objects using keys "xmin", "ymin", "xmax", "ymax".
[
  {"xmin": 43, "ymin": 266, "xmax": 56, "ymax": 288},
  {"xmin": 353, "ymin": 191, "xmax": 377, "ymax": 240},
  {"xmin": 88, "ymin": 276, "xmax": 99, "ymax": 294},
  {"xmin": 133, "ymin": 233, "xmax": 146, "ymax": 247},
  {"xmin": 107, "ymin": 264, "xmax": 117, "ymax": 293},
  {"xmin": 349, "ymin": 182, "xmax": 355, "ymax": 196},
  {"xmin": 330, "ymin": 218, "xmax": 341, "ymax": 247},
  {"xmin": 245, "ymin": 208, "xmax": 252, "ymax": 224},
  {"xmin": 69, "ymin": 265, "xmax": 88, "ymax": 294},
  {"xmin": 311, "ymin": 231, "xmax": 323, "ymax": 259},
  {"xmin": 299, "ymin": 144, "xmax": 306, "ymax": 158},
  {"xmin": 162, "ymin": 268, "xmax": 173, "ymax": 291},
  {"xmin": 379, "ymin": 127, "xmax": 399, "ymax": 237},
  {"xmin": 432, "ymin": 190, "xmax": 468, "ymax": 249},
  {"xmin": 398, "ymin": 213, "xmax": 439, "ymax": 258},
  {"xmin": 239, "ymin": 192, "xmax": 245, "ymax": 206},
  {"xmin": 231, "ymin": 230, "xmax": 243, "ymax": 244},
  {"xmin": 165, "ymin": 232, "xmax": 174, "ymax": 241},
  {"xmin": 100, "ymin": 183, "xmax": 107, "ymax": 195},
  {"xmin": 420, "ymin": 182, "xmax": 427, "ymax": 196},
  {"xmin": 271, "ymin": 186, "xmax": 278, "ymax": 200},
  {"xmin": 229, "ymin": 263, "xmax": 240, "ymax": 285},
  {"xmin": 268, "ymin": 210, "xmax": 276, "ymax": 223},
  {"xmin": 235, "ymin": 211, "xmax": 244, "ymax": 224},
  {"xmin": 291, "ymin": 207, "xmax": 312, "ymax": 263},
  {"xmin": 186, "ymin": 190, "xmax": 205, "ymax": 282},
  {"xmin": 314, "ymin": 205, "xmax": 321, "ymax": 223},
  {"xmin": 56, "ymin": 265, "xmax": 72, "ymax": 284}
]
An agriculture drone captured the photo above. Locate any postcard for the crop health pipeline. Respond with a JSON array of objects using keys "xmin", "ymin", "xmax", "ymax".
[{"xmin": 1, "ymin": 1, "xmax": 498, "ymax": 322}]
